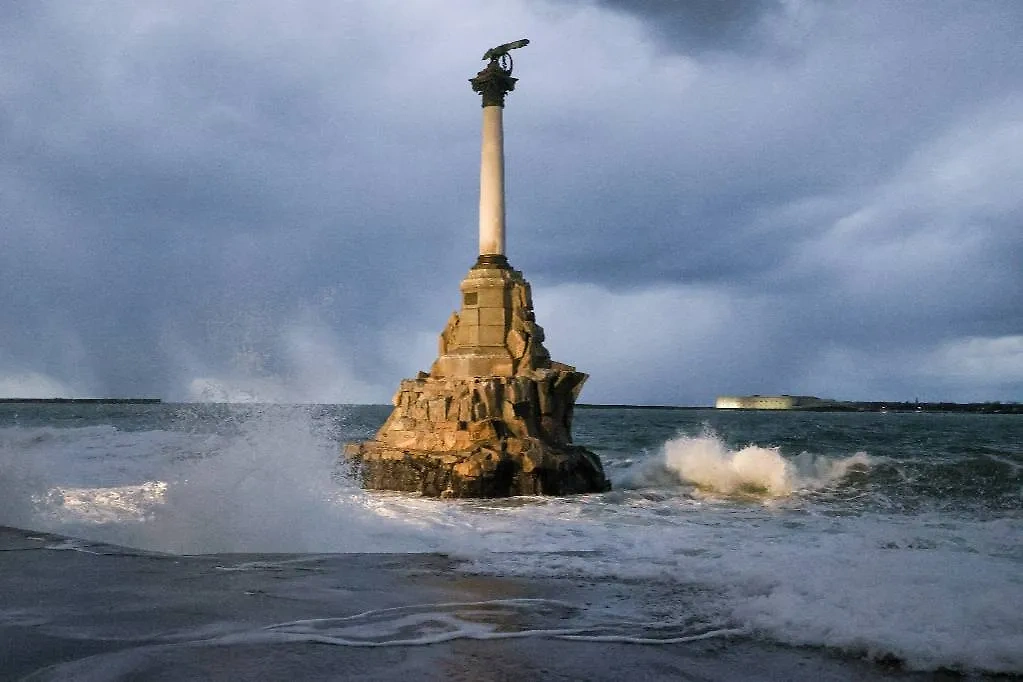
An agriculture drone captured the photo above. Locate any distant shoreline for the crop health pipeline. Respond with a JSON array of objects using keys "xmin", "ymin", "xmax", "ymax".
[
  {"xmin": 0, "ymin": 398, "xmax": 162, "ymax": 404},
  {"xmin": 0, "ymin": 399, "xmax": 1015, "ymax": 414},
  {"xmin": 579, "ymin": 401, "xmax": 1021, "ymax": 414},
  {"xmin": 577, "ymin": 403, "xmax": 710, "ymax": 410}
]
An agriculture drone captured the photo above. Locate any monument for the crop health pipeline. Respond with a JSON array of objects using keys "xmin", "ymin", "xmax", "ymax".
[{"xmin": 343, "ymin": 40, "xmax": 611, "ymax": 497}]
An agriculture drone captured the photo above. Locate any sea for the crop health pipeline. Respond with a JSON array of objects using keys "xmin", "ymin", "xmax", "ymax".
[{"xmin": 1, "ymin": 402, "xmax": 1020, "ymax": 680}]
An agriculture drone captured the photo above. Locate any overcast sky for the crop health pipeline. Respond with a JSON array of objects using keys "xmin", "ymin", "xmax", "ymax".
[{"xmin": 1, "ymin": 0, "xmax": 1021, "ymax": 405}]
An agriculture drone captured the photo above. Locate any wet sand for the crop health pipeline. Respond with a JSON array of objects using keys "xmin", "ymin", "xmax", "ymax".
[{"xmin": 0, "ymin": 526, "xmax": 942, "ymax": 680}]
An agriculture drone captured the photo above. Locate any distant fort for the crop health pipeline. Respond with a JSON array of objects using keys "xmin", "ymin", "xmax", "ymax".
[{"xmin": 716, "ymin": 395, "xmax": 826, "ymax": 410}]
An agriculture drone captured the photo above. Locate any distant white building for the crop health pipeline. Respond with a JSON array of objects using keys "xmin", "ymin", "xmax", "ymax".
[{"xmin": 715, "ymin": 395, "xmax": 824, "ymax": 410}]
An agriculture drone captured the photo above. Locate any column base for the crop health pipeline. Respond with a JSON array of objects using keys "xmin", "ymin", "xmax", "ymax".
[{"xmin": 473, "ymin": 254, "xmax": 509, "ymax": 270}]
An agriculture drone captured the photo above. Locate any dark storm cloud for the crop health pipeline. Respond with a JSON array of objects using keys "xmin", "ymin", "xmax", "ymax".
[
  {"xmin": 513, "ymin": 1, "xmax": 1022, "ymax": 403},
  {"xmin": 514, "ymin": 1, "xmax": 1023, "ymax": 289},
  {"xmin": 552, "ymin": 0, "xmax": 782, "ymax": 53},
  {"xmin": 0, "ymin": 1, "xmax": 484, "ymax": 399},
  {"xmin": 0, "ymin": 0, "xmax": 1020, "ymax": 403}
]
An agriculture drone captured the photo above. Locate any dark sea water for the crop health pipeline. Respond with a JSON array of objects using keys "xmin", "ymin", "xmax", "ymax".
[{"xmin": 1, "ymin": 403, "xmax": 1020, "ymax": 678}]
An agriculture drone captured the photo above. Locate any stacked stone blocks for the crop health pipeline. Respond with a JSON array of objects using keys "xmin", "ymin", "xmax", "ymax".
[{"xmin": 343, "ymin": 262, "xmax": 610, "ymax": 497}]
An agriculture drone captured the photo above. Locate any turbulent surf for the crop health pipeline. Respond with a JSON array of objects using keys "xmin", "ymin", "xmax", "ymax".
[{"xmin": 1, "ymin": 403, "xmax": 1020, "ymax": 677}]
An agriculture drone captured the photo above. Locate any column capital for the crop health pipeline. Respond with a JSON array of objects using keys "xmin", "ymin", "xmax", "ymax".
[{"xmin": 470, "ymin": 61, "xmax": 517, "ymax": 108}]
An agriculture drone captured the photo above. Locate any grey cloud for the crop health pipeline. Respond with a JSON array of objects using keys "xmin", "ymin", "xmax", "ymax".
[
  {"xmin": 550, "ymin": 0, "xmax": 782, "ymax": 54},
  {"xmin": 0, "ymin": 1, "xmax": 479, "ymax": 397},
  {"xmin": 506, "ymin": 2, "xmax": 1023, "ymax": 328},
  {"xmin": 0, "ymin": 0, "xmax": 1020, "ymax": 403}
]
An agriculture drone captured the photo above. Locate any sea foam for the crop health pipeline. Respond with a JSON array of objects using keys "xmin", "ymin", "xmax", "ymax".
[{"xmin": 657, "ymin": 431, "xmax": 870, "ymax": 496}]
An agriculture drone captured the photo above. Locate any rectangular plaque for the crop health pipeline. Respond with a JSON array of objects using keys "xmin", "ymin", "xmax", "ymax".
[{"xmin": 463, "ymin": 292, "xmax": 478, "ymax": 306}]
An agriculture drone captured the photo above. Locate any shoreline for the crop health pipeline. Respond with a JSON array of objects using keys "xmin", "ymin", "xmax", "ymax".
[
  {"xmin": 578, "ymin": 402, "xmax": 1022, "ymax": 414},
  {"xmin": 0, "ymin": 525, "xmax": 951, "ymax": 680}
]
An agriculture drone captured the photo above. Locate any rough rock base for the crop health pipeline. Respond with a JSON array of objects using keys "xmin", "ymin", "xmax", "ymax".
[
  {"xmin": 345, "ymin": 439, "xmax": 609, "ymax": 497},
  {"xmin": 343, "ymin": 370, "xmax": 611, "ymax": 498}
]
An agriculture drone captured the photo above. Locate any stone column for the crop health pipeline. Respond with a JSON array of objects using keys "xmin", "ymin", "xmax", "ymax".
[
  {"xmin": 478, "ymin": 105, "xmax": 505, "ymax": 257},
  {"xmin": 471, "ymin": 60, "xmax": 517, "ymax": 266}
]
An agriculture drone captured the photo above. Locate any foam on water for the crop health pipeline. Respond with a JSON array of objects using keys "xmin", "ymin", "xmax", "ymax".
[
  {"xmin": 1, "ymin": 408, "xmax": 1021, "ymax": 673},
  {"xmin": 38, "ymin": 482, "xmax": 168, "ymax": 524},
  {"xmin": 229, "ymin": 598, "xmax": 741, "ymax": 648},
  {"xmin": 0, "ymin": 409, "xmax": 439, "ymax": 554},
  {"xmin": 635, "ymin": 430, "xmax": 871, "ymax": 497},
  {"xmin": 451, "ymin": 503, "xmax": 1023, "ymax": 672}
]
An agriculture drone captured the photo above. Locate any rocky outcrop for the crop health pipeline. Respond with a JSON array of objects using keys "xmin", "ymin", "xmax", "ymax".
[
  {"xmin": 344, "ymin": 369, "xmax": 609, "ymax": 497},
  {"xmin": 342, "ymin": 260, "xmax": 610, "ymax": 498}
]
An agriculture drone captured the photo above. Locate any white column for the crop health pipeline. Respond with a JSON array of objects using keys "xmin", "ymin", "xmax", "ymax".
[{"xmin": 478, "ymin": 105, "xmax": 505, "ymax": 257}]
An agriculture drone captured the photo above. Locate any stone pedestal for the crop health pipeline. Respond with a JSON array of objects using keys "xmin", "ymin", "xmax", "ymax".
[
  {"xmin": 431, "ymin": 257, "xmax": 548, "ymax": 378},
  {"xmin": 343, "ymin": 261, "xmax": 611, "ymax": 497}
]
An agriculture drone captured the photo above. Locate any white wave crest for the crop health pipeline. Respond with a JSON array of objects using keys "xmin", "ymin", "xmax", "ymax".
[
  {"xmin": 659, "ymin": 432, "xmax": 869, "ymax": 496},
  {"xmin": 39, "ymin": 482, "xmax": 168, "ymax": 524},
  {"xmin": 2, "ymin": 408, "xmax": 449, "ymax": 555}
]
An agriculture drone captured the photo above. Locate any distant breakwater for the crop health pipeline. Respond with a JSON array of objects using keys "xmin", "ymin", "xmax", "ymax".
[
  {"xmin": 579, "ymin": 402, "xmax": 1021, "ymax": 414},
  {"xmin": 0, "ymin": 398, "xmax": 162, "ymax": 404}
]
